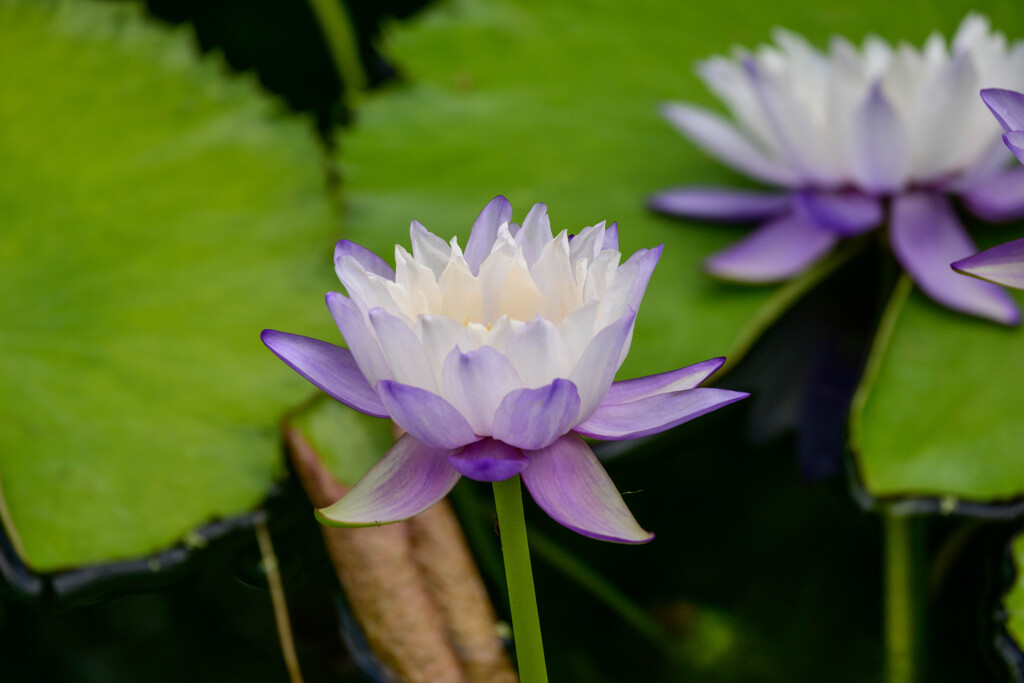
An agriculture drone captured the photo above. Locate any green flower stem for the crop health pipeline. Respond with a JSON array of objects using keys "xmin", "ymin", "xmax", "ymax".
[
  {"xmin": 885, "ymin": 510, "xmax": 924, "ymax": 683},
  {"xmin": 492, "ymin": 475, "xmax": 548, "ymax": 682},
  {"xmin": 306, "ymin": 0, "xmax": 366, "ymax": 102}
]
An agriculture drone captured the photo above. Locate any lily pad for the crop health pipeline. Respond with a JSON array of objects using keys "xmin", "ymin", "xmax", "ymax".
[
  {"xmin": 852, "ymin": 273, "xmax": 1024, "ymax": 504},
  {"xmin": 0, "ymin": 0, "xmax": 338, "ymax": 571}
]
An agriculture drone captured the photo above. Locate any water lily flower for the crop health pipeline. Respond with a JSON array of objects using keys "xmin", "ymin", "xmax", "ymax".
[
  {"xmin": 651, "ymin": 14, "xmax": 1024, "ymax": 325},
  {"xmin": 952, "ymin": 88, "xmax": 1024, "ymax": 290},
  {"xmin": 263, "ymin": 197, "xmax": 747, "ymax": 543}
]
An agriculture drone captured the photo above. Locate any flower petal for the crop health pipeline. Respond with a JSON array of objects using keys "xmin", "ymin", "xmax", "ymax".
[
  {"xmin": 410, "ymin": 220, "xmax": 451, "ymax": 278},
  {"xmin": 890, "ymin": 192, "xmax": 1020, "ymax": 325},
  {"xmin": 505, "ymin": 317, "xmax": 574, "ymax": 388},
  {"xmin": 981, "ymin": 88, "xmax": 1024, "ymax": 133},
  {"xmin": 325, "ymin": 292, "xmax": 393, "ymax": 386},
  {"xmin": 649, "ymin": 187, "xmax": 790, "ymax": 222},
  {"xmin": 952, "ymin": 237, "xmax": 1024, "ymax": 290},
  {"xmin": 624, "ymin": 245, "xmax": 663, "ymax": 311},
  {"xmin": 705, "ymin": 211, "xmax": 838, "ymax": 283},
  {"xmin": 660, "ymin": 103, "xmax": 798, "ymax": 186},
  {"xmin": 368, "ymin": 307, "xmax": 438, "ymax": 391},
  {"xmin": 960, "ymin": 168, "xmax": 1024, "ymax": 222},
  {"xmin": 316, "ymin": 434, "xmax": 460, "ymax": 527},
  {"xmin": 603, "ymin": 222, "xmax": 619, "ymax": 252},
  {"xmin": 521, "ymin": 434, "xmax": 653, "ymax": 544},
  {"xmin": 574, "ymin": 388, "xmax": 748, "ymax": 441},
  {"xmin": 601, "ymin": 357, "xmax": 726, "ymax": 405},
  {"xmin": 1004, "ymin": 131, "xmax": 1024, "ymax": 166},
  {"xmin": 464, "ymin": 195, "xmax": 514, "ymax": 275},
  {"xmin": 447, "ymin": 438, "xmax": 529, "ymax": 482},
  {"xmin": 261, "ymin": 330, "xmax": 388, "ymax": 417},
  {"xmin": 570, "ymin": 312, "xmax": 636, "ymax": 422},
  {"xmin": 515, "ymin": 202, "xmax": 553, "ymax": 267},
  {"xmin": 492, "ymin": 379, "xmax": 581, "ymax": 451},
  {"xmin": 794, "ymin": 189, "xmax": 883, "ymax": 236},
  {"xmin": 441, "ymin": 346, "xmax": 522, "ymax": 435},
  {"xmin": 334, "ymin": 239, "xmax": 395, "ymax": 281},
  {"xmin": 376, "ymin": 381, "xmax": 479, "ymax": 449},
  {"xmin": 847, "ymin": 82, "xmax": 909, "ymax": 193}
]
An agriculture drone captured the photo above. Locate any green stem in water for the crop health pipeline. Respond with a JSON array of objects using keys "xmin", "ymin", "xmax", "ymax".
[
  {"xmin": 306, "ymin": 0, "xmax": 367, "ymax": 104},
  {"xmin": 493, "ymin": 475, "xmax": 548, "ymax": 683},
  {"xmin": 885, "ymin": 510, "xmax": 924, "ymax": 683}
]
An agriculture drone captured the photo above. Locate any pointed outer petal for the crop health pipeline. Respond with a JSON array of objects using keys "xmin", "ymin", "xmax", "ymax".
[
  {"xmin": 660, "ymin": 103, "xmax": 798, "ymax": 187},
  {"xmin": 316, "ymin": 434, "xmax": 460, "ymax": 527},
  {"xmin": 704, "ymin": 211, "xmax": 838, "ymax": 283},
  {"xmin": 334, "ymin": 239, "xmax": 395, "ymax": 281},
  {"xmin": 505, "ymin": 317, "xmax": 574, "ymax": 388},
  {"xmin": 890, "ymin": 193, "xmax": 1020, "ymax": 325},
  {"xmin": 377, "ymin": 381, "xmax": 479, "ymax": 449},
  {"xmin": 325, "ymin": 292, "xmax": 393, "ymax": 385},
  {"xmin": 261, "ymin": 330, "xmax": 389, "ymax": 417},
  {"xmin": 603, "ymin": 222, "xmax": 619, "ymax": 252},
  {"xmin": 464, "ymin": 195, "xmax": 514, "ymax": 275},
  {"xmin": 624, "ymin": 245, "xmax": 663, "ymax": 310},
  {"xmin": 491, "ymin": 379, "xmax": 581, "ymax": 451},
  {"xmin": 960, "ymin": 168, "xmax": 1024, "ymax": 222},
  {"xmin": 410, "ymin": 220, "xmax": 451, "ymax": 277},
  {"xmin": 794, "ymin": 190, "xmax": 883, "ymax": 237},
  {"xmin": 368, "ymin": 308, "xmax": 439, "ymax": 391},
  {"xmin": 601, "ymin": 357, "xmax": 726, "ymax": 405},
  {"xmin": 447, "ymin": 438, "xmax": 529, "ymax": 482},
  {"xmin": 981, "ymin": 88, "xmax": 1024, "ymax": 133},
  {"xmin": 952, "ymin": 238, "xmax": 1024, "ymax": 290},
  {"xmin": 648, "ymin": 187, "xmax": 791, "ymax": 223},
  {"xmin": 847, "ymin": 83, "xmax": 909, "ymax": 193},
  {"xmin": 521, "ymin": 434, "xmax": 653, "ymax": 544},
  {"xmin": 1004, "ymin": 131, "xmax": 1024, "ymax": 166},
  {"xmin": 441, "ymin": 346, "xmax": 523, "ymax": 435},
  {"xmin": 516, "ymin": 203, "xmax": 553, "ymax": 266},
  {"xmin": 570, "ymin": 312, "xmax": 636, "ymax": 422},
  {"xmin": 575, "ymin": 388, "xmax": 748, "ymax": 441}
]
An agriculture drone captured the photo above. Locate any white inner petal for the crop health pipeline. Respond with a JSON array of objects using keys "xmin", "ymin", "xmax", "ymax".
[
  {"xmin": 690, "ymin": 13, "xmax": 1024, "ymax": 190},
  {"xmin": 338, "ymin": 204, "xmax": 637, "ymax": 403}
]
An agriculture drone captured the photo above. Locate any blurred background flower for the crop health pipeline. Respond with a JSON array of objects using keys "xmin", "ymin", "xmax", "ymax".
[{"xmin": 651, "ymin": 14, "xmax": 1024, "ymax": 324}]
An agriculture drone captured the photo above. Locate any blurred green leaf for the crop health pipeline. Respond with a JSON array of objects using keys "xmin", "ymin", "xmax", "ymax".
[
  {"xmin": 1005, "ymin": 533, "xmax": 1024, "ymax": 656},
  {"xmin": 0, "ymin": 0, "xmax": 339, "ymax": 571},
  {"xmin": 288, "ymin": 397, "xmax": 394, "ymax": 487},
  {"xmin": 852, "ymin": 275, "xmax": 1024, "ymax": 503}
]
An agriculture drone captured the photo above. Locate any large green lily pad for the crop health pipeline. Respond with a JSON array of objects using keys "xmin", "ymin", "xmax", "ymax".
[
  {"xmin": 339, "ymin": 0, "xmax": 1021, "ymax": 380},
  {"xmin": 853, "ymin": 275, "xmax": 1024, "ymax": 504},
  {"xmin": 0, "ymin": 0, "xmax": 338, "ymax": 571}
]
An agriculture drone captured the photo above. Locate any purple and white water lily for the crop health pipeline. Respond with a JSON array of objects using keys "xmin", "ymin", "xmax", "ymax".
[
  {"xmin": 263, "ymin": 197, "xmax": 746, "ymax": 543},
  {"xmin": 651, "ymin": 14, "xmax": 1024, "ymax": 325},
  {"xmin": 953, "ymin": 88, "xmax": 1024, "ymax": 290}
]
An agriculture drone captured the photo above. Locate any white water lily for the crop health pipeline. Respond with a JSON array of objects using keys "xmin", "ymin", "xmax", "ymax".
[
  {"xmin": 263, "ymin": 197, "xmax": 746, "ymax": 542},
  {"xmin": 653, "ymin": 14, "xmax": 1024, "ymax": 325}
]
